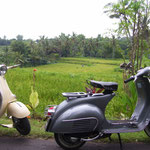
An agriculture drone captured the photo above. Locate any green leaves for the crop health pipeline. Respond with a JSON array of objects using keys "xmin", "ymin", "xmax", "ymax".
[
  {"xmin": 29, "ymin": 86, "xmax": 39, "ymax": 109},
  {"xmin": 104, "ymin": 0, "xmax": 150, "ymax": 73}
]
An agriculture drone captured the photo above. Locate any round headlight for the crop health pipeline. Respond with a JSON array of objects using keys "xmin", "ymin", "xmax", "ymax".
[{"xmin": 0, "ymin": 65, "xmax": 7, "ymax": 75}]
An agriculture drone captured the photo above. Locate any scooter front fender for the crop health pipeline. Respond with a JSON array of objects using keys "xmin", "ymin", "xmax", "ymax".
[{"xmin": 7, "ymin": 101, "xmax": 30, "ymax": 118}]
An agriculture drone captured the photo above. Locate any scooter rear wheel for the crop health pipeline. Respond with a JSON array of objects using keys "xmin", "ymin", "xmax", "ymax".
[
  {"xmin": 12, "ymin": 117, "xmax": 31, "ymax": 135},
  {"xmin": 54, "ymin": 133, "xmax": 86, "ymax": 150}
]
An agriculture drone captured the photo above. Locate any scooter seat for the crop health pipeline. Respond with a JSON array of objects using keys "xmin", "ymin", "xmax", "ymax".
[{"xmin": 90, "ymin": 80, "xmax": 118, "ymax": 91}]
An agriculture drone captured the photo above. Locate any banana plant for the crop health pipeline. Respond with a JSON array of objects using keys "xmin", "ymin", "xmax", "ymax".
[{"xmin": 27, "ymin": 69, "xmax": 39, "ymax": 118}]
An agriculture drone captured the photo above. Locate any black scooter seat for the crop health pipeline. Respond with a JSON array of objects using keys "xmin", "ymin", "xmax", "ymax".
[{"xmin": 90, "ymin": 80, "xmax": 118, "ymax": 91}]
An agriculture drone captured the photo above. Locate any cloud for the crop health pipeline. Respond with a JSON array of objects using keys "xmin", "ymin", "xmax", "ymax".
[{"xmin": 0, "ymin": 0, "xmax": 118, "ymax": 39}]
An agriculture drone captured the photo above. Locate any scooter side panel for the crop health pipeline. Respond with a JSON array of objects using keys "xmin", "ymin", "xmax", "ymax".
[
  {"xmin": 49, "ymin": 104, "xmax": 104, "ymax": 133},
  {"xmin": 52, "ymin": 93, "xmax": 114, "ymax": 122},
  {"xmin": 7, "ymin": 101, "xmax": 30, "ymax": 118},
  {"xmin": 46, "ymin": 93, "xmax": 115, "ymax": 133}
]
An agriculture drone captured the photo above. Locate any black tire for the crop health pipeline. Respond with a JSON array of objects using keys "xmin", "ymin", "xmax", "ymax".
[
  {"xmin": 54, "ymin": 133, "xmax": 86, "ymax": 150},
  {"xmin": 144, "ymin": 122, "xmax": 150, "ymax": 137},
  {"xmin": 12, "ymin": 117, "xmax": 31, "ymax": 135}
]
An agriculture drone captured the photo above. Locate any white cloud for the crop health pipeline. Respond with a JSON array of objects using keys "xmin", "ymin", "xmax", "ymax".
[{"xmin": 0, "ymin": 0, "xmax": 118, "ymax": 39}]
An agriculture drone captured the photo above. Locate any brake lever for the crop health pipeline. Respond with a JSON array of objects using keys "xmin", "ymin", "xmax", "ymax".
[{"xmin": 134, "ymin": 76, "xmax": 137, "ymax": 82}]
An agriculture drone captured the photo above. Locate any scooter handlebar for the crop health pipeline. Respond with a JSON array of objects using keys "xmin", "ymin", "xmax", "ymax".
[
  {"xmin": 124, "ymin": 76, "xmax": 135, "ymax": 83},
  {"xmin": 7, "ymin": 64, "xmax": 20, "ymax": 69}
]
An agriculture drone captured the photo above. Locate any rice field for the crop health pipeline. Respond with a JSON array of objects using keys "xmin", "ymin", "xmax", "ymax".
[{"xmin": 5, "ymin": 57, "xmax": 132, "ymax": 119}]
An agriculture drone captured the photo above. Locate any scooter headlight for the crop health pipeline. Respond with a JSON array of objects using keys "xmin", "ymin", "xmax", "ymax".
[{"xmin": 0, "ymin": 64, "xmax": 7, "ymax": 75}]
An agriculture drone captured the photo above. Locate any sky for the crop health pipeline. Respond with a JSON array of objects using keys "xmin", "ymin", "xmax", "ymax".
[{"xmin": 0, "ymin": 0, "xmax": 118, "ymax": 40}]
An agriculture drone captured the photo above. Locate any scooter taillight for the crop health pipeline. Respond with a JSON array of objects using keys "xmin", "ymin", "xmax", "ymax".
[{"xmin": 45, "ymin": 105, "xmax": 57, "ymax": 117}]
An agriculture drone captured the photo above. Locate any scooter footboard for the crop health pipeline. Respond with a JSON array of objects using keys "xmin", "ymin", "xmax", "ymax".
[
  {"xmin": 7, "ymin": 101, "xmax": 30, "ymax": 118},
  {"xmin": 47, "ymin": 104, "xmax": 104, "ymax": 133}
]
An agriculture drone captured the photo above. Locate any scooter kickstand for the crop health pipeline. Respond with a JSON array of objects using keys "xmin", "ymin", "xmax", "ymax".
[
  {"xmin": 117, "ymin": 133, "xmax": 123, "ymax": 150},
  {"xmin": 108, "ymin": 136, "xmax": 112, "ymax": 142}
]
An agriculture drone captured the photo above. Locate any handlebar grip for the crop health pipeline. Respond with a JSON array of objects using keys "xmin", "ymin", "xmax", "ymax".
[
  {"xmin": 124, "ymin": 76, "xmax": 135, "ymax": 83},
  {"xmin": 7, "ymin": 64, "xmax": 20, "ymax": 69}
]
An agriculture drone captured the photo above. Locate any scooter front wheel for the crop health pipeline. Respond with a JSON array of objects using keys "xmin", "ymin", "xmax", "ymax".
[
  {"xmin": 54, "ymin": 133, "xmax": 86, "ymax": 150},
  {"xmin": 12, "ymin": 117, "xmax": 31, "ymax": 135}
]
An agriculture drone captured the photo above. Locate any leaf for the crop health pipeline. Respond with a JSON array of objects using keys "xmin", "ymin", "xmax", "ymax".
[
  {"xmin": 109, "ymin": 14, "xmax": 120, "ymax": 18},
  {"xmin": 26, "ymin": 104, "xmax": 32, "ymax": 110},
  {"xmin": 29, "ymin": 87, "xmax": 39, "ymax": 109}
]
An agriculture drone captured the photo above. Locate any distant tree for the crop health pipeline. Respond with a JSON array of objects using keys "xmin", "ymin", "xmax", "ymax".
[
  {"xmin": 0, "ymin": 46, "xmax": 16, "ymax": 65},
  {"xmin": 0, "ymin": 36, "xmax": 11, "ymax": 46},
  {"xmin": 105, "ymin": 0, "xmax": 150, "ymax": 74},
  {"xmin": 16, "ymin": 35, "xmax": 23, "ymax": 41},
  {"xmin": 10, "ymin": 40, "xmax": 29, "ymax": 63},
  {"xmin": 0, "ymin": 32, "xmax": 130, "ymax": 66}
]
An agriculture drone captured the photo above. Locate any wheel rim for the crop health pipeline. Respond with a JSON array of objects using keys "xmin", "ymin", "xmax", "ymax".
[
  {"xmin": 60, "ymin": 134, "xmax": 81, "ymax": 145},
  {"xmin": 55, "ymin": 133, "xmax": 85, "ymax": 149},
  {"xmin": 13, "ymin": 118, "xmax": 25, "ymax": 129}
]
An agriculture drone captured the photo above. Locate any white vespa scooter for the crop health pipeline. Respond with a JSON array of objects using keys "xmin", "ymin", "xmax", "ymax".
[{"xmin": 0, "ymin": 64, "xmax": 30, "ymax": 135}]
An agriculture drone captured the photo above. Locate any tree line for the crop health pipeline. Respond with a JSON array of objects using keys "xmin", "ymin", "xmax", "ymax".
[
  {"xmin": 0, "ymin": 0, "xmax": 150, "ymax": 71},
  {"xmin": 0, "ymin": 34, "xmax": 129, "ymax": 66}
]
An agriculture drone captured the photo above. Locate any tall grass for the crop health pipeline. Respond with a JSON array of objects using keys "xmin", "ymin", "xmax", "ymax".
[{"xmin": 5, "ymin": 58, "xmax": 133, "ymax": 119}]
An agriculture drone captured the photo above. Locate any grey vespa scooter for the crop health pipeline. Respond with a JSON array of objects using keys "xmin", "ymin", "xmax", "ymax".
[{"xmin": 45, "ymin": 66, "xmax": 150, "ymax": 150}]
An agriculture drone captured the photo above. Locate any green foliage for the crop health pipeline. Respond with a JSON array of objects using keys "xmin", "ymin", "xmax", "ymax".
[
  {"xmin": 105, "ymin": 0, "xmax": 150, "ymax": 73},
  {"xmin": 119, "ymin": 82, "xmax": 137, "ymax": 118},
  {"xmin": 27, "ymin": 87, "xmax": 40, "ymax": 119},
  {"xmin": 143, "ymin": 56, "xmax": 150, "ymax": 67},
  {"xmin": 29, "ymin": 86, "xmax": 39, "ymax": 109},
  {"xmin": 27, "ymin": 68, "xmax": 40, "ymax": 118},
  {"xmin": 0, "ymin": 34, "xmax": 129, "ymax": 66},
  {"xmin": 0, "ymin": 46, "xmax": 16, "ymax": 65},
  {"xmin": 11, "ymin": 40, "xmax": 29, "ymax": 55},
  {"xmin": 5, "ymin": 58, "xmax": 137, "ymax": 119}
]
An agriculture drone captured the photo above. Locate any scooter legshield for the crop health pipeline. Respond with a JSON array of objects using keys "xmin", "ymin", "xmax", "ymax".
[
  {"xmin": 7, "ymin": 101, "xmax": 30, "ymax": 118},
  {"xmin": 48, "ymin": 104, "xmax": 104, "ymax": 133}
]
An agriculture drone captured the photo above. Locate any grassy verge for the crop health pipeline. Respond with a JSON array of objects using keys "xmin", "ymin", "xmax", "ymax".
[
  {"xmin": 0, "ymin": 117, "xmax": 150, "ymax": 143},
  {"xmin": 0, "ymin": 117, "xmax": 52, "ymax": 139}
]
